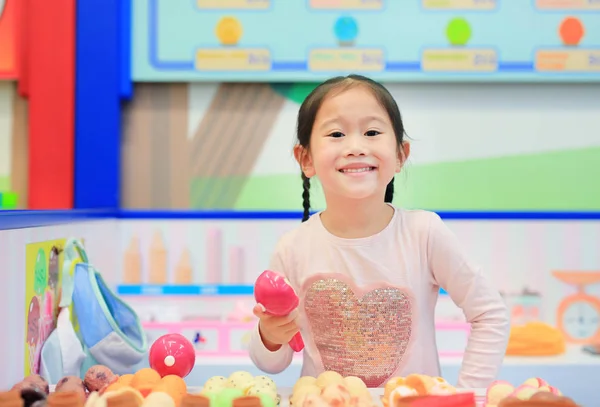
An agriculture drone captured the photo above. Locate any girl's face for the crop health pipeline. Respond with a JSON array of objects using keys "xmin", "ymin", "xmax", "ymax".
[{"xmin": 296, "ymin": 85, "xmax": 407, "ymax": 202}]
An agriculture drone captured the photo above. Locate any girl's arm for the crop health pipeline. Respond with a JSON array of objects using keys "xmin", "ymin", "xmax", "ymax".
[
  {"xmin": 248, "ymin": 244, "xmax": 295, "ymax": 374},
  {"xmin": 426, "ymin": 213, "xmax": 510, "ymax": 388},
  {"xmin": 248, "ymin": 323, "xmax": 294, "ymax": 374}
]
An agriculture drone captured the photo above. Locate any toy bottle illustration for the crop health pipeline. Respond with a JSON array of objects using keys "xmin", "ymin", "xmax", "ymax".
[
  {"xmin": 229, "ymin": 246, "xmax": 244, "ymax": 283},
  {"xmin": 206, "ymin": 228, "xmax": 222, "ymax": 284},
  {"xmin": 123, "ymin": 236, "xmax": 142, "ymax": 284},
  {"xmin": 175, "ymin": 248, "xmax": 193, "ymax": 285},
  {"xmin": 149, "ymin": 231, "xmax": 168, "ymax": 284}
]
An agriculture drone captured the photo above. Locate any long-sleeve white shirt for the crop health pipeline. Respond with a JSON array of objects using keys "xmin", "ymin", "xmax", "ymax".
[{"xmin": 249, "ymin": 207, "xmax": 510, "ymax": 388}]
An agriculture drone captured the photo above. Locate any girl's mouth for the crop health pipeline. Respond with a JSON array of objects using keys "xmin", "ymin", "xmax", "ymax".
[{"xmin": 339, "ymin": 167, "xmax": 376, "ymax": 174}]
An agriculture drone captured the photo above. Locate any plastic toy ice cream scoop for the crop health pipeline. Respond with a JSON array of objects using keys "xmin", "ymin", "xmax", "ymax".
[
  {"xmin": 149, "ymin": 334, "xmax": 195, "ymax": 378},
  {"xmin": 254, "ymin": 270, "xmax": 304, "ymax": 352}
]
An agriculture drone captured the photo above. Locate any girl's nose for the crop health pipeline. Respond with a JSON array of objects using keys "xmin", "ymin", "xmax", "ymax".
[{"xmin": 344, "ymin": 134, "xmax": 367, "ymax": 156}]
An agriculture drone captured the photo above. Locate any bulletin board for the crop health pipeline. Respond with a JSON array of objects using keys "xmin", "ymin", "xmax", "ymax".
[
  {"xmin": 24, "ymin": 240, "xmax": 65, "ymax": 376},
  {"xmin": 132, "ymin": 0, "xmax": 600, "ymax": 82}
]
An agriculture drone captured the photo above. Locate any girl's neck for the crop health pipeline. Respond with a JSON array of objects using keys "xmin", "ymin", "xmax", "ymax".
[{"xmin": 319, "ymin": 196, "xmax": 394, "ymax": 239}]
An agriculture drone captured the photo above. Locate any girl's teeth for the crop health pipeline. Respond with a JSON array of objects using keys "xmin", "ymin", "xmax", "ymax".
[{"xmin": 343, "ymin": 168, "xmax": 371, "ymax": 173}]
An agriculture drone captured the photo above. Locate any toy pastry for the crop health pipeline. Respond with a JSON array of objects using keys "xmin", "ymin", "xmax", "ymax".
[
  {"xmin": 84, "ymin": 366, "xmax": 118, "ymax": 392},
  {"xmin": 484, "ymin": 378, "xmax": 575, "ymax": 407},
  {"xmin": 55, "ymin": 377, "xmax": 86, "ymax": 402}
]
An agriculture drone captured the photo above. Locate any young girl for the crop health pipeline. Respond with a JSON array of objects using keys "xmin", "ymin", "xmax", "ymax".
[{"xmin": 249, "ymin": 75, "xmax": 510, "ymax": 389}]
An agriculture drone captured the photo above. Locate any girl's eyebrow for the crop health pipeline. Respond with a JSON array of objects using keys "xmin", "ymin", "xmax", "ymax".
[
  {"xmin": 361, "ymin": 115, "xmax": 387, "ymax": 125},
  {"xmin": 318, "ymin": 117, "xmax": 342, "ymax": 130},
  {"xmin": 318, "ymin": 115, "xmax": 387, "ymax": 130}
]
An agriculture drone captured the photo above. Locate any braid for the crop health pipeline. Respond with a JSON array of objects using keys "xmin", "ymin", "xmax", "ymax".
[
  {"xmin": 384, "ymin": 178, "xmax": 394, "ymax": 203},
  {"xmin": 301, "ymin": 174, "xmax": 311, "ymax": 222}
]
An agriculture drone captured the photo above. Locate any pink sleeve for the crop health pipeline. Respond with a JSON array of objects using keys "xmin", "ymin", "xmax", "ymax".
[
  {"xmin": 248, "ymin": 242, "xmax": 294, "ymax": 373},
  {"xmin": 426, "ymin": 213, "xmax": 510, "ymax": 388}
]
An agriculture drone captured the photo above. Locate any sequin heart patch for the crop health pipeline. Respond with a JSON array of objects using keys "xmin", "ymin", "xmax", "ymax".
[{"xmin": 304, "ymin": 278, "xmax": 413, "ymax": 387}]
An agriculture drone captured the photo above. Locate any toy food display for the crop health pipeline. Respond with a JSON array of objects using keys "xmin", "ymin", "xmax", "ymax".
[
  {"xmin": 382, "ymin": 374, "xmax": 457, "ymax": 406},
  {"xmin": 505, "ymin": 323, "xmax": 566, "ymax": 356},
  {"xmin": 199, "ymin": 372, "xmax": 279, "ymax": 407},
  {"xmin": 0, "ymin": 391, "xmax": 26, "ymax": 407},
  {"xmin": 391, "ymin": 393, "xmax": 476, "ymax": 407},
  {"xmin": 149, "ymin": 333, "xmax": 196, "ymax": 379},
  {"xmin": 495, "ymin": 391, "xmax": 579, "ymax": 406},
  {"xmin": 9, "ymin": 375, "xmax": 50, "ymax": 407},
  {"xmin": 7, "ymin": 366, "xmax": 187, "ymax": 407},
  {"xmin": 180, "ymin": 394, "xmax": 211, "ymax": 407},
  {"xmin": 48, "ymin": 391, "xmax": 85, "ymax": 407},
  {"xmin": 290, "ymin": 372, "xmax": 371, "ymax": 406},
  {"xmin": 11, "ymin": 375, "xmax": 50, "ymax": 395},
  {"xmin": 86, "ymin": 386, "xmax": 145, "ymax": 407},
  {"xmin": 19, "ymin": 387, "xmax": 46, "ymax": 407},
  {"xmin": 296, "ymin": 384, "xmax": 375, "ymax": 407},
  {"xmin": 485, "ymin": 378, "xmax": 578, "ymax": 407},
  {"xmin": 6, "ymin": 368, "xmax": 281, "ymax": 407},
  {"xmin": 54, "ymin": 377, "xmax": 86, "ymax": 402},
  {"xmin": 84, "ymin": 366, "xmax": 118, "ymax": 392}
]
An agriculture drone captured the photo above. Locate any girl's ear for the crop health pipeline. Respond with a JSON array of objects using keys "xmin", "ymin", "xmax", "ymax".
[
  {"xmin": 294, "ymin": 145, "xmax": 316, "ymax": 178},
  {"xmin": 396, "ymin": 141, "xmax": 410, "ymax": 173}
]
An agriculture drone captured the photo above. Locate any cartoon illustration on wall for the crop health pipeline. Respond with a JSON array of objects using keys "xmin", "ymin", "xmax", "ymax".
[
  {"xmin": 24, "ymin": 240, "xmax": 65, "ymax": 375},
  {"xmin": 48, "ymin": 247, "xmax": 60, "ymax": 309},
  {"xmin": 26, "ymin": 296, "xmax": 40, "ymax": 374}
]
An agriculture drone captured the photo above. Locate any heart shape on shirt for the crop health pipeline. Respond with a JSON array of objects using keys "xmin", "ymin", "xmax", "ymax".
[{"xmin": 303, "ymin": 277, "xmax": 413, "ymax": 387}]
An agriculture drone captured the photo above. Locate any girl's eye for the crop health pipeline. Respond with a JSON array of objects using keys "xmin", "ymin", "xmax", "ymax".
[
  {"xmin": 365, "ymin": 130, "xmax": 380, "ymax": 137},
  {"xmin": 329, "ymin": 132, "xmax": 344, "ymax": 138}
]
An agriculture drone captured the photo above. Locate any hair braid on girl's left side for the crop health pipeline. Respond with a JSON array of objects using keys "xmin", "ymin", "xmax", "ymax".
[
  {"xmin": 301, "ymin": 174, "xmax": 311, "ymax": 222},
  {"xmin": 384, "ymin": 178, "xmax": 394, "ymax": 203}
]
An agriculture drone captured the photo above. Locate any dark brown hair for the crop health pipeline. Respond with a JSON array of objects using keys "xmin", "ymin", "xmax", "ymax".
[{"xmin": 296, "ymin": 74, "xmax": 406, "ymax": 222}]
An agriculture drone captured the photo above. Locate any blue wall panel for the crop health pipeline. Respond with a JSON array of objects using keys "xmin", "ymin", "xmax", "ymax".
[{"xmin": 75, "ymin": 0, "xmax": 130, "ymax": 208}]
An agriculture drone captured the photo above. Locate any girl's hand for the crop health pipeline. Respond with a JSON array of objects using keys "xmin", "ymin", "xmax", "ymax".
[{"xmin": 253, "ymin": 304, "xmax": 300, "ymax": 351}]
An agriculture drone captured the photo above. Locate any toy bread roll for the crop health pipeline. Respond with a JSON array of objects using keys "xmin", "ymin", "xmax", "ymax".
[
  {"xmin": 404, "ymin": 375, "xmax": 436, "ymax": 396},
  {"xmin": 252, "ymin": 377, "xmax": 276, "ymax": 392},
  {"xmin": 315, "ymin": 372, "xmax": 343, "ymax": 389},
  {"xmin": 227, "ymin": 372, "xmax": 255, "ymax": 391},
  {"xmin": 291, "ymin": 385, "xmax": 321, "ymax": 406},
  {"xmin": 342, "ymin": 377, "xmax": 369, "ymax": 398},
  {"xmin": 383, "ymin": 378, "xmax": 405, "ymax": 400},
  {"xmin": 320, "ymin": 384, "xmax": 351, "ymax": 406},
  {"xmin": 245, "ymin": 385, "xmax": 278, "ymax": 405},
  {"xmin": 300, "ymin": 394, "xmax": 330, "ymax": 407},
  {"xmin": 293, "ymin": 377, "xmax": 317, "ymax": 395}
]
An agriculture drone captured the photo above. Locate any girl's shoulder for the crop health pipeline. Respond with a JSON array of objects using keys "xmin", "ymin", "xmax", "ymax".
[
  {"xmin": 395, "ymin": 207, "xmax": 443, "ymax": 232},
  {"xmin": 271, "ymin": 214, "xmax": 320, "ymax": 253}
]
